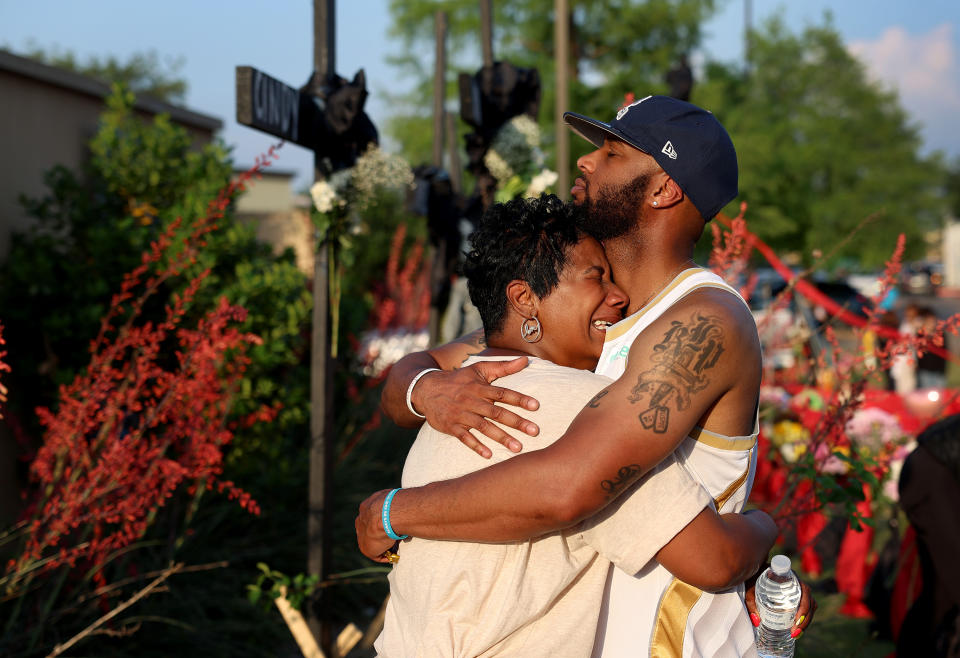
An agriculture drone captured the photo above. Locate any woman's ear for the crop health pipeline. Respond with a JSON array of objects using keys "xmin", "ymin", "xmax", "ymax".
[{"xmin": 505, "ymin": 280, "xmax": 538, "ymax": 318}]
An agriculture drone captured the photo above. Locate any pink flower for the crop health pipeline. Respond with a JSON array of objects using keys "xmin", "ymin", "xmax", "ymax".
[{"xmin": 845, "ymin": 407, "xmax": 904, "ymax": 452}]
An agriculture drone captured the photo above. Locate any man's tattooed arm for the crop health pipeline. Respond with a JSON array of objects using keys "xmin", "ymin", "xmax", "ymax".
[
  {"xmin": 458, "ymin": 328, "xmax": 487, "ymax": 359},
  {"xmin": 587, "ymin": 389, "xmax": 609, "ymax": 408},
  {"xmin": 601, "ymin": 464, "xmax": 642, "ymax": 498},
  {"xmin": 626, "ymin": 312, "xmax": 726, "ymax": 434}
]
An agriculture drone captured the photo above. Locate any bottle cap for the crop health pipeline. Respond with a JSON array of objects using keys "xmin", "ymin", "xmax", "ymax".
[{"xmin": 770, "ymin": 554, "xmax": 791, "ymax": 575}]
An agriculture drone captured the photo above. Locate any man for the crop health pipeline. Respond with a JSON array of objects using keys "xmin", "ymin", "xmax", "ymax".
[{"xmin": 358, "ymin": 96, "xmax": 814, "ymax": 655}]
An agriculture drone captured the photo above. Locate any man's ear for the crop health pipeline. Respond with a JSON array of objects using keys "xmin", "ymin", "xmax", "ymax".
[
  {"xmin": 650, "ymin": 175, "xmax": 684, "ymax": 210},
  {"xmin": 505, "ymin": 280, "xmax": 538, "ymax": 318}
]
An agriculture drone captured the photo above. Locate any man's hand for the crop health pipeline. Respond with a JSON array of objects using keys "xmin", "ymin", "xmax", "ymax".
[
  {"xmin": 356, "ymin": 489, "xmax": 400, "ymax": 562},
  {"xmin": 744, "ymin": 571, "xmax": 818, "ymax": 638},
  {"xmin": 413, "ymin": 357, "xmax": 541, "ymax": 458}
]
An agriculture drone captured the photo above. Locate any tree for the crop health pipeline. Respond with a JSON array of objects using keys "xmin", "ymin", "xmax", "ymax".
[
  {"xmin": 22, "ymin": 46, "xmax": 188, "ymax": 103},
  {"xmin": 694, "ymin": 15, "xmax": 948, "ymax": 268},
  {"xmin": 385, "ymin": 0, "xmax": 719, "ymax": 169}
]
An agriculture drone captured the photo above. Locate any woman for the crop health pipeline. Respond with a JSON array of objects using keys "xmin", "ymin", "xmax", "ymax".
[{"xmin": 374, "ymin": 195, "xmax": 776, "ymax": 657}]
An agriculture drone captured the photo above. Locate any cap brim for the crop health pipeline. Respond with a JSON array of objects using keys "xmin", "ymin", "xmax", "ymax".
[{"xmin": 563, "ymin": 111, "xmax": 648, "ymax": 154}]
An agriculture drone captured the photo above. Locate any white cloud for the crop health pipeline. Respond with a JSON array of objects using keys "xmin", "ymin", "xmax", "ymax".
[{"xmin": 848, "ymin": 23, "xmax": 960, "ymax": 155}]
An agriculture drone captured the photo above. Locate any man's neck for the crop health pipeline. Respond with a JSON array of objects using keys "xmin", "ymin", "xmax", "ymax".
[{"xmin": 604, "ymin": 236, "xmax": 697, "ymax": 315}]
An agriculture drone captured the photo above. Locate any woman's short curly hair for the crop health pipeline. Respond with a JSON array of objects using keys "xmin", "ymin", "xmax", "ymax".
[{"xmin": 464, "ymin": 194, "xmax": 586, "ymax": 335}]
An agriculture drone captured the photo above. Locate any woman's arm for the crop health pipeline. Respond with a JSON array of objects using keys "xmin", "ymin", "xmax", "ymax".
[
  {"xmin": 380, "ymin": 329, "xmax": 541, "ymax": 456},
  {"xmin": 356, "ymin": 298, "xmax": 758, "ymax": 557}
]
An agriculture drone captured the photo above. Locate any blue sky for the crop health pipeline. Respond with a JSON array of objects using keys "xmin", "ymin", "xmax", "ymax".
[{"xmin": 3, "ymin": 1, "xmax": 959, "ymax": 190}]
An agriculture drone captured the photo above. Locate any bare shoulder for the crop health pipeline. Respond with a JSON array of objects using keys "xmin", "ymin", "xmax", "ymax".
[
  {"xmin": 657, "ymin": 287, "xmax": 759, "ymax": 368},
  {"xmin": 618, "ymin": 286, "xmax": 761, "ymax": 428},
  {"xmin": 673, "ymin": 286, "xmax": 760, "ymax": 348}
]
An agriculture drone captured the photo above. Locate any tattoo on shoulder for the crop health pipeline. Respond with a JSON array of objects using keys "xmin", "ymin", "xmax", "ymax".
[
  {"xmin": 587, "ymin": 390, "xmax": 609, "ymax": 408},
  {"xmin": 601, "ymin": 464, "xmax": 642, "ymax": 498},
  {"xmin": 627, "ymin": 312, "xmax": 725, "ymax": 434}
]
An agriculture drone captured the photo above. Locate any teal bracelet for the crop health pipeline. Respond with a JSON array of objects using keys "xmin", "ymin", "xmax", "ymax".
[{"xmin": 382, "ymin": 488, "xmax": 408, "ymax": 541}]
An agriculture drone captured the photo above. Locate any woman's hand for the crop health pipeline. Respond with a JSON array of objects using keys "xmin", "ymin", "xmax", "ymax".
[
  {"xmin": 355, "ymin": 489, "xmax": 399, "ymax": 562},
  {"xmin": 412, "ymin": 358, "xmax": 541, "ymax": 458},
  {"xmin": 744, "ymin": 571, "xmax": 818, "ymax": 638}
]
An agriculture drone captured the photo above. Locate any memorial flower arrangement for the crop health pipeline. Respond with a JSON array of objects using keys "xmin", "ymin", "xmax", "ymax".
[
  {"xmin": 484, "ymin": 115, "xmax": 558, "ymax": 202},
  {"xmin": 708, "ymin": 207, "xmax": 960, "ymax": 616},
  {"xmin": 710, "ymin": 208, "xmax": 960, "ymax": 524},
  {"xmin": 309, "ymin": 144, "xmax": 415, "ymax": 356}
]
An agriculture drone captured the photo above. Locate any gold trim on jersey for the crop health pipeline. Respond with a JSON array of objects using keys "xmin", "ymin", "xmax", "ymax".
[
  {"xmin": 603, "ymin": 274, "xmax": 750, "ymax": 345},
  {"xmin": 648, "ymin": 463, "xmax": 752, "ymax": 657},
  {"xmin": 603, "ymin": 269, "xmax": 705, "ymax": 342},
  {"xmin": 688, "ymin": 426, "xmax": 758, "ymax": 452},
  {"xmin": 713, "ymin": 468, "xmax": 750, "ymax": 512},
  {"xmin": 649, "ymin": 579, "xmax": 703, "ymax": 658}
]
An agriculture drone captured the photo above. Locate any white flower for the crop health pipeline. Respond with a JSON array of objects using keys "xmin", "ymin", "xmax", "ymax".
[
  {"xmin": 485, "ymin": 115, "xmax": 543, "ymax": 182},
  {"xmin": 357, "ymin": 329, "xmax": 430, "ymax": 376},
  {"xmin": 484, "ymin": 149, "xmax": 514, "ymax": 182},
  {"xmin": 509, "ymin": 114, "xmax": 541, "ymax": 148},
  {"xmin": 310, "ymin": 180, "xmax": 342, "ymax": 214},
  {"xmin": 350, "ymin": 144, "xmax": 415, "ymax": 212},
  {"xmin": 526, "ymin": 168, "xmax": 558, "ymax": 197},
  {"xmin": 329, "ymin": 169, "xmax": 353, "ymax": 196},
  {"xmin": 780, "ymin": 442, "xmax": 803, "ymax": 464}
]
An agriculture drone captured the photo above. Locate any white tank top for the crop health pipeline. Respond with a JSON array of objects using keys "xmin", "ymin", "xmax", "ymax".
[{"xmin": 593, "ymin": 268, "xmax": 759, "ymax": 658}]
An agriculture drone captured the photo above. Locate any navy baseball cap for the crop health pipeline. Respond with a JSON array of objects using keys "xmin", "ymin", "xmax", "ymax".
[{"xmin": 563, "ymin": 95, "xmax": 738, "ymax": 220}]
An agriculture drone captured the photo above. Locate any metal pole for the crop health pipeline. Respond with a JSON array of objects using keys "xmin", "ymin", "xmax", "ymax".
[
  {"xmin": 309, "ymin": 0, "xmax": 336, "ymax": 651},
  {"xmin": 315, "ymin": 0, "xmax": 336, "ymax": 79},
  {"xmin": 429, "ymin": 11, "xmax": 449, "ymax": 346},
  {"xmin": 554, "ymin": 0, "xmax": 570, "ymax": 200},
  {"xmin": 433, "ymin": 11, "xmax": 447, "ymax": 168},
  {"xmin": 445, "ymin": 111, "xmax": 463, "ymax": 194},
  {"xmin": 480, "ymin": 0, "xmax": 494, "ymax": 67}
]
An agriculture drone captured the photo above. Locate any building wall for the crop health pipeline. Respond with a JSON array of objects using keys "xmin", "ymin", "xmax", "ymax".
[
  {"xmin": 944, "ymin": 222, "xmax": 960, "ymax": 288},
  {"xmin": 234, "ymin": 170, "xmax": 315, "ymax": 275},
  {"xmin": 0, "ymin": 50, "xmax": 221, "ymax": 261}
]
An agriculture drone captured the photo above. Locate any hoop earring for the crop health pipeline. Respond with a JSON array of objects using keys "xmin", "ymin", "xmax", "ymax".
[{"xmin": 521, "ymin": 316, "xmax": 542, "ymax": 343}]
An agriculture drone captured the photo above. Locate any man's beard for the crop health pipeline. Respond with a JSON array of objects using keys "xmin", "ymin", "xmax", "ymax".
[{"xmin": 581, "ymin": 173, "xmax": 651, "ymax": 241}]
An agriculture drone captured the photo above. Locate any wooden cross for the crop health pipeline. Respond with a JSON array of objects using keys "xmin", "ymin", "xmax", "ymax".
[{"xmin": 234, "ymin": 0, "xmax": 374, "ymax": 651}]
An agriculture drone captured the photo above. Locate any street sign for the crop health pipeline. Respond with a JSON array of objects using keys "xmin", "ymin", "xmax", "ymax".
[
  {"xmin": 236, "ymin": 66, "xmax": 319, "ymax": 150},
  {"xmin": 237, "ymin": 65, "xmax": 377, "ymax": 176}
]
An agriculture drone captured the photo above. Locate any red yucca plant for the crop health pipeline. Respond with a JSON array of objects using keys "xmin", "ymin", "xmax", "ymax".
[
  {"xmin": 2, "ymin": 145, "xmax": 283, "ymax": 595},
  {"xmin": 373, "ymin": 223, "xmax": 431, "ymax": 333},
  {"xmin": 0, "ymin": 322, "xmax": 9, "ymax": 419}
]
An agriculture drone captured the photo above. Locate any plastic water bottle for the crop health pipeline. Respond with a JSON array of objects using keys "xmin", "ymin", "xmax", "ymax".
[{"xmin": 754, "ymin": 554, "xmax": 802, "ymax": 658}]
